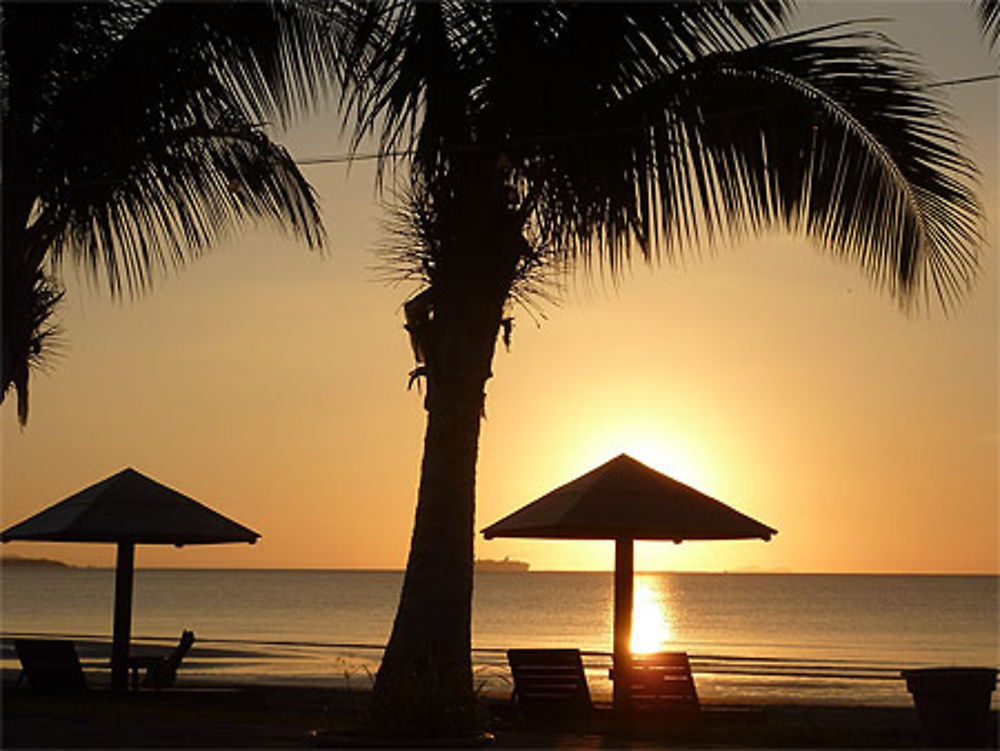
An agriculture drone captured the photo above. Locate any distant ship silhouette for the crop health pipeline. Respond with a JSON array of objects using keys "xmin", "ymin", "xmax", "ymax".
[{"xmin": 475, "ymin": 556, "xmax": 529, "ymax": 572}]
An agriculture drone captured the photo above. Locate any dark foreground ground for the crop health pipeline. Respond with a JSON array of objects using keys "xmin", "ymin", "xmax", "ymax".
[{"xmin": 2, "ymin": 682, "xmax": 997, "ymax": 749}]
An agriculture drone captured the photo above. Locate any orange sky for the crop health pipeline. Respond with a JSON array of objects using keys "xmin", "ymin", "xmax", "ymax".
[{"xmin": 2, "ymin": 3, "xmax": 997, "ymax": 574}]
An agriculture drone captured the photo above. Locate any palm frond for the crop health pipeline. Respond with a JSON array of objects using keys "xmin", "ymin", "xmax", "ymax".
[
  {"xmin": 340, "ymin": 0, "xmax": 481, "ymax": 186},
  {"xmin": 523, "ymin": 23, "xmax": 980, "ymax": 310},
  {"xmin": 340, "ymin": 1, "xmax": 795, "ymax": 176},
  {"xmin": 0, "ymin": 263, "xmax": 64, "ymax": 426},
  {"xmin": 40, "ymin": 122, "xmax": 323, "ymax": 296},
  {"xmin": 170, "ymin": 0, "xmax": 344, "ymax": 125},
  {"xmin": 9, "ymin": 0, "xmax": 331, "ymax": 294},
  {"xmin": 2, "ymin": 1, "xmax": 337, "ymax": 420},
  {"xmin": 977, "ymin": 0, "xmax": 1000, "ymax": 47}
]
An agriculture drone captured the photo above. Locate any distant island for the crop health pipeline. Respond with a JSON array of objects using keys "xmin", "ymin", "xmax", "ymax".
[
  {"xmin": 0, "ymin": 554, "xmax": 74, "ymax": 569},
  {"xmin": 475, "ymin": 556, "xmax": 529, "ymax": 573}
]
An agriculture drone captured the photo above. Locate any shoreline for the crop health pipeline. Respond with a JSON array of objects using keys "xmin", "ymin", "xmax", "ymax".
[
  {"xmin": 1, "ymin": 640, "xmax": 926, "ymax": 708},
  {"xmin": 6, "ymin": 634, "xmax": 994, "ymax": 710}
]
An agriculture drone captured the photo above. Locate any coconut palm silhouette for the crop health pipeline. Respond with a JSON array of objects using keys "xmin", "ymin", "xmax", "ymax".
[{"xmin": 331, "ymin": 3, "xmax": 980, "ymax": 732}]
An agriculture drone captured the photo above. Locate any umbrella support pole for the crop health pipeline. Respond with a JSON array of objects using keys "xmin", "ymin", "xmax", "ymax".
[
  {"xmin": 612, "ymin": 537, "xmax": 633, "ymax": 712},
  {"xmin": 111, "ymin": 541, "xmax": 135, "ymax": 694}
]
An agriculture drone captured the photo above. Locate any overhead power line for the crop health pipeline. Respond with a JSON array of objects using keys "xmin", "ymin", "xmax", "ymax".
[
  {"xmin": 293, "ymin": 72, "xmax": 1000, "ymax": 168},
  {"xmin": 925, "ymin": 73, "xmax": 999, "ymax": 88}
]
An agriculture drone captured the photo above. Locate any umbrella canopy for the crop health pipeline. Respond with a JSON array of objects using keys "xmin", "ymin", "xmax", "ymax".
[
  {"xmin": 481, "ymin": 453, "xmax": 775, "ymax": 542},
  {"xmin": 2, "ymin": 468, "xmax": 258, "ymax": 692},
  {"xmin": 1, "ymin": 467, "xmax": 259, "ymax": 545},
  {"xmin": 480, "ymin": 453, "xmax": 775, "ymax": 710}
]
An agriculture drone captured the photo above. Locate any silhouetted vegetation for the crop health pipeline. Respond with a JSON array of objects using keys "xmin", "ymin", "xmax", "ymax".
[{"xmin": 1, "ymin": 1, "xmax": 337, "ymax": 424}]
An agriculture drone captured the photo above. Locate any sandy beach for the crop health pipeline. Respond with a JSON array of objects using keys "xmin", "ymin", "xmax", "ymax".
[{"xmin": 6, "ymin": 673, "xmax": 994, "ymax": 749}]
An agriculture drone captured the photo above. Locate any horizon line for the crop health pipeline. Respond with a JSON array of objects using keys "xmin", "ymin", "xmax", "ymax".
[{"xmin": 2, "ymin": 562, "xmax": 996, "ymax": 576}]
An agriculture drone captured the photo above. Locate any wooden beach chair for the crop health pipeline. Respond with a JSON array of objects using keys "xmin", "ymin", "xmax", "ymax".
[
  {"xmin": 507, "ymin": 648, "xmax": 593, "ymax": 725},
  {"xmin": 620, "ymin": 651, "xmax": 699, "ymax": 714},
  {"xmin": 128, "ymin": 629, "xmax": 195, "ymax": 690},
  {"xmin": 14, "ymin": 638, "xmax": 88, "ymax": 692}
]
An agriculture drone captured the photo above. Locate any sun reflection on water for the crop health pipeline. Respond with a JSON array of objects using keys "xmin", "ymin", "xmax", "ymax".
[{"xmin": 630, "ymin": 577, "xmax": 672, "ymax": 654}]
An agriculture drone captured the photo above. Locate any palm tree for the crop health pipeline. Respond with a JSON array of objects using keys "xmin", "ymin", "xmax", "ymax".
[
  {"xmin": 333, "ymin": 2, "xmax": 980, "ymax": 733},
  {"xmin": 1, "ymin": 1, "xmax": 339, "ymax": 424}
]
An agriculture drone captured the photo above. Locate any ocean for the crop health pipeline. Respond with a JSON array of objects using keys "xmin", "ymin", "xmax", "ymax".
[{"xmin": 2, "ymin": 569, "xmax": 997, "ymax": 706}]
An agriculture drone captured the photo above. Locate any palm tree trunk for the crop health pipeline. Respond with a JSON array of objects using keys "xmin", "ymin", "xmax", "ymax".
[
  {"xmin": 371, "ymin": 374, "xmax": 483, "ymax": 733},
  {"xmin": 369, "ymin": 145, "xmax": 526, "ymax": 734},
  {"xmin": 372, "ymin": 271, "xmax": 510, "ymax": 736}
]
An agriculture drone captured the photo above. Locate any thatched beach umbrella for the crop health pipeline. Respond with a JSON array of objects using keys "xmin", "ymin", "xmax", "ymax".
[
  {"xmin": 481, "ymin": 453, "xmax": 775, "ymax": 709},
  {"xmin": 1, "ymin": 468, "xmax": 259, "ymax": 692}
]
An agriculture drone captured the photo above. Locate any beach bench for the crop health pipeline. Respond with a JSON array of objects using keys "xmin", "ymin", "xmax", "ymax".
[
  {"xmin": 507, "ymin": 648, "xmax": 593, "ymax": 724},
  {"xmin": 619, "ymin": 651, "xmax": 699, "ymax": 713},
  {"xmin": 128, "ymin": 629, "xmax": 195, "ymax": 690},
  {"xmin": 14, "ymin": 638, "xmax": 88, "ymax": 692}
]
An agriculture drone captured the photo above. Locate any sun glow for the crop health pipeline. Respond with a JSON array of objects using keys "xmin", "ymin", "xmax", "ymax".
[
  {"xmin": 566, "ymin": 422, "xmax": 715, "ymax": 496},
  {"xmin": 630, "ymin": 579, "xmax": 672, "ymax": 654}
]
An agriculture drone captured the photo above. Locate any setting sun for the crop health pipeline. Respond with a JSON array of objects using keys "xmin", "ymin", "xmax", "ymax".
[{"xmin": 568, "ymin": 421, "xmax": 716, "ymax": 495}]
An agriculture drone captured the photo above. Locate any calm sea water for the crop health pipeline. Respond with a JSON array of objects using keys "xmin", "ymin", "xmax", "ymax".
[{"xmin": 2, "ymin": 569, "xmax": 996, "ymax": 706}]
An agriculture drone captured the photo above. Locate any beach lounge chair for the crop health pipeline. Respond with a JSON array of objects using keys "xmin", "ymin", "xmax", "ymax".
[
  {"xmin": 507, "ymin": 648, "xmax": 593, "ymax": 724},
  {"xmin": 620, "ymin": 651, "xmax": 699, "ymax": 714},
  {"xmin": 128, "ymin": 629, "xmax": 195, "ymax": 690},
  {"xmin": 14, "ymin": 638, "xmax": 88, "ymax": 692}
]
